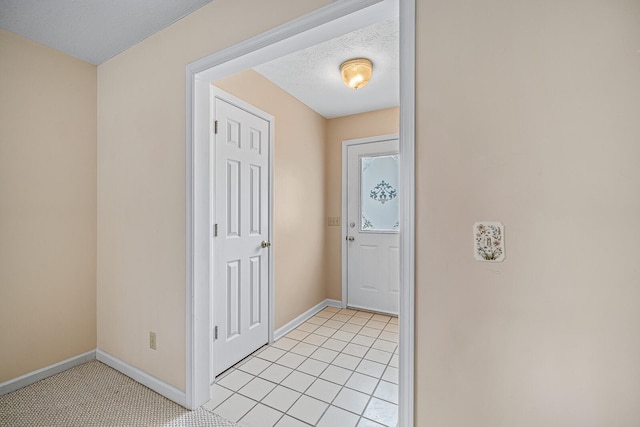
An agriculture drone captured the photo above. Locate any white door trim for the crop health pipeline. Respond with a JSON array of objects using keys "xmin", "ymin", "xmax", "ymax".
[
  {"xmin": 341, "ymin": 133, "xmax": 400, "ymax": 309},
  {"xmin": 186, "ymin": 1, "xmax": 415, "ymax": 426},
  {"xmin": 398, "ymin": 1, "xmax": 416, "ymax": 424},
  {"xmin": 209, "ymin": 86, "xmax": 275, "ymax": 379}
]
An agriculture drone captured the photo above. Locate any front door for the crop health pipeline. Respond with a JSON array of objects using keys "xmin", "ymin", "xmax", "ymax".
[
  {"xmin": 346, "ymin": 137, "xmax": 400, "ymax": 315},
  {"xmin": 212, "ymin": 90, "xmax": 271, "ymax": 378}
]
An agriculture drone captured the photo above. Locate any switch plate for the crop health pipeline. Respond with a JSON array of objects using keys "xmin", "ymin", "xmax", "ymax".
[
  {"xmin": 328, "ymin": 216, "xmax": 341, "ymax": 226},
  {"xmin": 473, "ymin": 222, "xmax": 505, "ymax": 262},
  {"xmin": 150, "ymin": 331, "xmax": 157, "ymax": 350}
]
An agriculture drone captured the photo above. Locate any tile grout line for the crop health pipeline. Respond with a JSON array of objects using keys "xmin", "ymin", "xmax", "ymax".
[
  {"xmin": 207, "ymin": 307, "xmax": 398, "ymax": 426},
  {"xmin": 276, "ymin": 308, "xmax": 397, "ymax": 423},
  {"xmin": 280, "ymin": 308, "xmax": 398, "ymax": 424}
]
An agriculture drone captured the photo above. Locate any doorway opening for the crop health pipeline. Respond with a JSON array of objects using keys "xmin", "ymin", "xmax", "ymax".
[{"xmin": 186, "ymin": 0, "xmax": 415, "ymax": 425}]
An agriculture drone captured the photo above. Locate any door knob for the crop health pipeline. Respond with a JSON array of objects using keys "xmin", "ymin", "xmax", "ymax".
[
  {"xmin": 261, "ymin": 241, "xmax": 271, "ymax": 248},
  {"xmin": 346, "ymin": 236, "xmax": 355, "ymax": 242}
]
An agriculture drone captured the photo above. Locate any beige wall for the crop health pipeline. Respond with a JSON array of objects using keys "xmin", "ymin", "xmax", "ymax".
[
  {"xmin": 0, "ymin": 29, "xmax": 97, "ymax": 382},
  {"xmin": 97, "ymin": 0, "xmax": 331, "ymax": 391},
  {"xmin": 214, "ymin": 70, "xmax": 328, "ymax": 329},
  {"xmin": 416, "ymin": 0, "xmax": 640, "ymax": 425},
  {"xmin": 325, "ymin": 108, "xmax": 399, "ymax": 299}
]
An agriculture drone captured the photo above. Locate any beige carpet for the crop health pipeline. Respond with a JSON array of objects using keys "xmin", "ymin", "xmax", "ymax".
[{"xmin": 0, "ymin": 360, "xmax": 239, "ymax": 427}]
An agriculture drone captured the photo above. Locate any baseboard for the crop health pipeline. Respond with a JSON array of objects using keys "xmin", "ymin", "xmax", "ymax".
[
  {"xmin": 1, "ymin": 299, "xmax": 343, "ymax": 402},
  {"xmin": 326, "ymin": 298, "xmax": 342, "ymax": 308},
  {"xmin": 96, "ymin": 349, "xmax": 186, "ymax": 407},
  {"xmin": 344, "ymin": 303, "xmax": 398, "ymax": 317},
  {"xmin": 0, "ymin": 349, "xmax": 96, "ymax": 396},
  {"xmin": 273, "ymin": 298, "xmax": 343, "ymax": 341}
]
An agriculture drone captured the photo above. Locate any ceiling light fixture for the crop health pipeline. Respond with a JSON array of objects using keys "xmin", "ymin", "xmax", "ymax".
[{"xmin": 340, "ymin": 58, "xmax": 373, "ymax": 89}]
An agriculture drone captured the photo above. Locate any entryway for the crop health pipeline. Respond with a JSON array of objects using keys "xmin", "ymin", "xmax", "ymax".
[
  {"xmin": 186, "ymin": 1, "xmax": 415, "ymax": 425},
  {"xmin": 344, "ymin": 135, "xmax": 400, "ymax": 315}
]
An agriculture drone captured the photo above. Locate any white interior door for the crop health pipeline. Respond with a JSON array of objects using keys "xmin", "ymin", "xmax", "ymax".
[
  {"xmin": 346, "ymin": 137, "xmax": 399, "ymax": 315},
  {"xmin": 212, "ymin": 92, "xmax": 271, "ymax": 378}
]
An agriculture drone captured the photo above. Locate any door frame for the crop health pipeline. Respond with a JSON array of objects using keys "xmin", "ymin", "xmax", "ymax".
[
  {"xmin": 186, "ymin": 0, "xmax": 415, "ymax": 425},
  {"xmin": 341, "ymin": 133, "xmax": 400, "ymax": 310},
  {"xmin": 209, "ymin": 87, "xmax": 275, "ymax": 381}
]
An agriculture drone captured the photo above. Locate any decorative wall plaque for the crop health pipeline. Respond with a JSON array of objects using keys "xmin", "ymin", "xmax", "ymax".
[{"xmin": 474, "ymin": 222, "xmax": 505, "ymax": 262}]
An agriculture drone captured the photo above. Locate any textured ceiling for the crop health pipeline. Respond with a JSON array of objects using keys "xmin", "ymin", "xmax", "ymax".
[
  {"xmin": 0, "ymin": 0, "xmax": 213, "ymax": 64},
  {"xmin": 254, "ymin": 18, "xmax": 399, "ymax": 119},
  {"xmin": 0, "ymin": 1, "xmax": 398, "ymax": 118}
]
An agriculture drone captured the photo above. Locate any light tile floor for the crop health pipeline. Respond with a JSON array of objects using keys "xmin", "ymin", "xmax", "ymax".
[{"xmin": 203, "ymin": 307, "xmax": 398, "ymax": 427}]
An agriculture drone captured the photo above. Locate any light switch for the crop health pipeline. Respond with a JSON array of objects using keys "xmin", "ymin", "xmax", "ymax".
[{"xmin": 328, "ymin": 216, "xmax": 341, "ymax": 226}]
